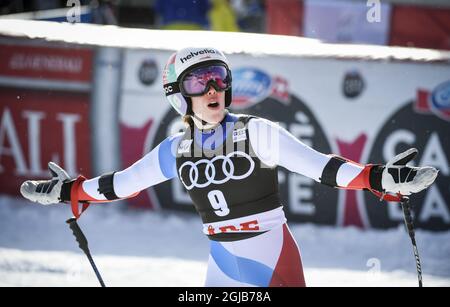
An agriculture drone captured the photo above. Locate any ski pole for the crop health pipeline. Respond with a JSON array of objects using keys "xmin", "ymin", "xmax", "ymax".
[
  {"xmin": 400, "ymin": 197, "xmax": 423, "ymax": 287},
  {"xmin": 66, "ymin": 217, "xmax": 106, "ymax": 287}
]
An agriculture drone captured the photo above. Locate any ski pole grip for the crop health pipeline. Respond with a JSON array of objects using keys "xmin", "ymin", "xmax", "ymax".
[{"xmin": 66, "ymin": 217, "xmax": 90, "ymax": 255}]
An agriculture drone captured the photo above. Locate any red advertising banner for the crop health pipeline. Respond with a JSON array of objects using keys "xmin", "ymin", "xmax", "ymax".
[
  {"xmin": 0, "ymin": 44, "xmax": 93, "ymax": 82},
  {"xmin": 0, "ymin": 88, "xmax": 92, "ymax": 196},
  {"xmin": 389, "ymin": 5, "xmax": 450, "ymax": 50}
]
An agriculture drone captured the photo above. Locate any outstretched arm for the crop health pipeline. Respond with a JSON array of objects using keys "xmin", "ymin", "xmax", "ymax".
[
  {"xmin": 248, "ymin": 118, "xmax": 438, "ymax": 200},
  {"xmin": 247, "ymin": 118, "xmax": 367, "ymax": 188},
  {"xmin": 21, "ymin": 133, "xmax": 182, "ymax": 205}
]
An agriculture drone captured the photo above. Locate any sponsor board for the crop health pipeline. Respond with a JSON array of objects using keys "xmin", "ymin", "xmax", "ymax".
[{"xmin": 119, "ymin": 50, "xmax": 450, "ymax": 230}]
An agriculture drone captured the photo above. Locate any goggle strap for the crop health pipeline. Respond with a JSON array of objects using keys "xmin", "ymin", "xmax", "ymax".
[{"xmin": 164, "ymin": 82, "xmax": 181, "ymax": 96}]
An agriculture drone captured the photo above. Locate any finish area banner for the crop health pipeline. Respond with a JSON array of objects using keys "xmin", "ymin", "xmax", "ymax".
[{"xmin": 0, "ymin": 44, "xmax": 93, "ymax": 196}]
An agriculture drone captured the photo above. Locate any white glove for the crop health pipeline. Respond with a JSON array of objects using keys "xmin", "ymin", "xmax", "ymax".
[
  {"xmin": 20, "ymin": 162, "xmax": 70, "ymax": 205},
  {"xmin": 382, "ymin": 148, "xmax": 438, "ymax": 196}
]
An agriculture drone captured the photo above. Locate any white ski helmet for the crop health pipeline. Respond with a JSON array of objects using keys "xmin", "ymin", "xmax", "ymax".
[{"xmin": 162, "ymin": 47, "xmax": 232, "ymax": 116}]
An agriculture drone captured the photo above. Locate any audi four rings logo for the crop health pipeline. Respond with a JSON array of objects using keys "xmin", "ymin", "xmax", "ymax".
[{"xmin": 178, "ymin": 151, "xmax": 255, "ymax": 190}]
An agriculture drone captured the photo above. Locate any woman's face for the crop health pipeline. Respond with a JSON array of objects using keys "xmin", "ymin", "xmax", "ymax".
[{"xmin": 190, "ymin": 85, "xmax": 226, "ymax": 124}]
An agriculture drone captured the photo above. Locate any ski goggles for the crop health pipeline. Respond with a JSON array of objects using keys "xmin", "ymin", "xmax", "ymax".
[{"xmin": 180, "ymin": 64, "xmax": 231, "ymax": 97}]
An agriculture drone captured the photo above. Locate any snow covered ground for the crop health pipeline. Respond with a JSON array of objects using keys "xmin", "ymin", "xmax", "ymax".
[{"xmin": 1, "ymin": 195, "xmax": 449, "ymax": 287}]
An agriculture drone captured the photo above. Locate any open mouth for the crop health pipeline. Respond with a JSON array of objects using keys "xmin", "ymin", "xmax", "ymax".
[{"xmin": 207, "ymin": 102, "xmax": 220, "ymax": 109}]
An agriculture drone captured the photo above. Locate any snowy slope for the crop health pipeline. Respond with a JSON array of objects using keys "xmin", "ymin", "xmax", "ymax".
[{"xmin": 1, "ymin": 195, "xmax": 449, "ymax": 287}]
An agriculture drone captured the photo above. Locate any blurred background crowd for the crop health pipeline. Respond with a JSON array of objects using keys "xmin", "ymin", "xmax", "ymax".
[{"xmin": 0, "ymin": 0, "xmax": 449, "ymax": 50}]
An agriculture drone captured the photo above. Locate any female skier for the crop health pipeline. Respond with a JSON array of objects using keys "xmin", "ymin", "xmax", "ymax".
[{"xmin": 20, "ymin": 47, "xmax": 438, "ymax": 287}]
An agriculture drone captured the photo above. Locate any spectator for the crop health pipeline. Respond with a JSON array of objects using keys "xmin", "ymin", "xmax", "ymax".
[
  {"xmin": 266, "ymin": 0, "xmax": 302, "ymax": 36},
  {"xmin": 154, "ymin": 0, "xmax": 210, "ymax": 30},
  {"xmin": 91, "ymin": 0, "xmax": 118, "ymax": 25},
  {"xmin": 209, "ymin": 0, "xmax": 240, "ymax": 32},
  {"xmin": 33, "ymin": 0, "xmax": 60, "ymax": 11},
  {"xmin": 231, "ymin": 0, "xmax": 265, "ymax": 33},
  {"xmin": 0, "ymin": 0, "xmax": 24, "ymax": 15}
]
